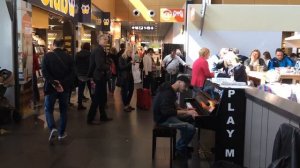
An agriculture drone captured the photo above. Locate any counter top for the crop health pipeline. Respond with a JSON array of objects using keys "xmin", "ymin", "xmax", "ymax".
[{"xmin": 245, "ymin": 88, "xmax": 300, "ymax": 122}]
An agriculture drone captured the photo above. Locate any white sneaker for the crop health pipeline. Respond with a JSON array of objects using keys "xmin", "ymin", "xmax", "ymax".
[
  {"xmin": 58, "ymin": 133, "xmax": 67, "ymax": 141},
  {"xmin": 49, "ymin": 128, "xmax": 58, "ymax": 143}
]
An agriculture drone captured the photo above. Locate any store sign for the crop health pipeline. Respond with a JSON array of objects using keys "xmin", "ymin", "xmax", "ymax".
[
  {"xmin": 160, "ymin": 8, "xmax": 184, "ymax": 22},
  {"xmin": 28, "ymin": 0, "xmax": 76, "ymax": 18},
  {"xmin": 95, "ymin": 12, "xmax": 110, "ymax": 31},
  {"xmin": 78, "ymin": 0, "xmax": 91, "ymax": 23}
]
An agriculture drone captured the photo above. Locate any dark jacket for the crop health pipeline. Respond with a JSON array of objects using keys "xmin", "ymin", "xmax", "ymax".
[
  {"xmin": 108, "ymin": 53, "xmax": 119, "ymax": 76},
  {"xmin": 42, "ymin": 48, "xmax": 75, "ymax": 94},
  {"xmin": 75, "ymin": 49, "xmax": 90, "ymax": 77},
  {"xmin": 116, "ymin": 49, "xmax": 125, "ymax": 73},
  {"xmin": 88, "ymin": 44, "xmax": 110, "ymax": 81},
  {"xmin": 153, "ymin": 82, "xmax": 177, "ymax": 124},
  {"xmin": 269, "ymin": 123, "xmax": 300, "ymax": 168},
  {"xmin": 118, "ymin": 56, "xmax": 133, "ymax": 84},
  {"xmin": 244, "ymin": 58, "xmax": 267, "ymax": 71}
]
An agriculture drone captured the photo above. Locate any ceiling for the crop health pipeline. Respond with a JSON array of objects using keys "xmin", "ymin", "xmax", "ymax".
[{"xmin": 92, "ymin": 0, "xmax": 185, "ymax": 41}]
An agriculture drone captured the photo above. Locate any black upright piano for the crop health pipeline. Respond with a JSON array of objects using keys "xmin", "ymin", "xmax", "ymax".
[{"xmin": 185, "ymin": 80, "xmax": 247, "ymax": 166}]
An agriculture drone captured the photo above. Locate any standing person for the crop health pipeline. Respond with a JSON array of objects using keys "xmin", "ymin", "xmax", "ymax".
[
  {"xmin": 32, "ymin": 45, "xmax": 40, "ymax": 107},
  {"xmin": 153, "ymin": 75, "xmax": 198, "ymax": 158},
  {"xmin": 268, "ymin": 48, "xmax": 295, "ymax": 70},
  {"xmin": 162, "ymin": 48, "xmax": 187, "ymax": 84},
  {"xmin": 116, "ymin": 43, "xmax": 126, "ymax": 75},
  {"xmin": 191, "ymin": 48, "xmax": 214, "ymax": 96},
  {"xmin": 107, "ymin": 47, "xmax": 118, "ymax": 93},
  {"xmin": 143, "ymin": 48, "xmax": 154, "ymax": 89},
  {"xmin": 42, "ymin": 38, "xmax": 75, "ymax": 143},
  {"xmin": 75, "ymin": 43, "xmax": 91, "ymax": 110},
  {"xmin": 119, "ymin": 47, "xmax": 135, "ymax": 112},
  {"xmin": 87, "ymin": 34, "xmax": 112, "ymax": 125},
  {"xmin": 244, "ymin": 49, "xmax": 267, "ymax": 71}
]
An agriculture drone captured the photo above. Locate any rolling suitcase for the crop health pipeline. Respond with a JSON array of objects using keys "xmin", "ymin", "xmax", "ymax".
[{"xmin": 136, "ymin": 88, "xmax": 151, "ymax": 110}]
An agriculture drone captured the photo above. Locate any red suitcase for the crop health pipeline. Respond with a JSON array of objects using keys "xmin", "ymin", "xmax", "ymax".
[{"xmin": 136, "ymin": 88, "xmax": 151, "ymax": 110}]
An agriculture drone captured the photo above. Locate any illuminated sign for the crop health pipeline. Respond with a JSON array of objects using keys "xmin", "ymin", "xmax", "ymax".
[
  {"xmin": 160, "ymin": 8, "xmax": 184, "ymax": 22},
  {"xmin": 28, "ymin": 0, "xmax": 76, "ymax": 18},
  {"xmin": 81, "ymin": 4, "xmax": 90, "ymax": 14},
  {"xmin": 41, "ymin": 0, "xmax": 75, "ymax": 17},
  {"xmin": 131, "ymin": 25, "xmax": 154, "ymax": 31}
]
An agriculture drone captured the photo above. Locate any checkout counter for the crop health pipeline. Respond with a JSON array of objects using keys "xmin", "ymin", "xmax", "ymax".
[
  {"xmin": 242, "ymin": 69, "xmax": 300, "ymax": 167},
  {"xmin": 244, "ymin": 88, "xmax": 300, "ymax": 168}
]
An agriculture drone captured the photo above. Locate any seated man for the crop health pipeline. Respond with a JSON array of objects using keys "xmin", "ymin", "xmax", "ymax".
[
  {"xmin": 153, "ymin": 75, "xmax": 199, "ymax": 159},
  {"xmin": 268, "ymin": 48, "xmax": 294, "ymax": 70}
]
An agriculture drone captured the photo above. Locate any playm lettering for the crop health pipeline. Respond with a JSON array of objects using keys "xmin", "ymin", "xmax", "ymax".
[{"xmin": 225, "ymin": 149, "xmax": 235, "ymax": 157}]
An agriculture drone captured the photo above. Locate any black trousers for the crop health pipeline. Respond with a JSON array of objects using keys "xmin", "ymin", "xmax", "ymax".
[
  {"xmin": 121, "ymin": 79, "xmax": 134, "ymax": 106},
  {"xmin": 87, "ymin": 79, "xmax": 108, "ymax": 122}
]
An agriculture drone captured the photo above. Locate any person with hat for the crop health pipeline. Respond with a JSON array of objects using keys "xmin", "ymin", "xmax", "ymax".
[{"xmin": 153, "ymin": 75, "xmax": 199, "ymax": 159}]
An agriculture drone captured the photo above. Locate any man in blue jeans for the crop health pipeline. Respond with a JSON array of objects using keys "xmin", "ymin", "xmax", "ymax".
[
  {"xmin": 153, "ymin": 75, "xmax": 198, "ymax": 159},
  {"xmin": 42, "ymin": 39, "xmax": 75, "ymax": 143}
]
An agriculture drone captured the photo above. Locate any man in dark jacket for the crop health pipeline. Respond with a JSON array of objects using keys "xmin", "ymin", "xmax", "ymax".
[
  {"xmin": 75, "ymin": 43, "xmax": 91, "ymax": 110},
  {"xmin": 42, "ymin": 38, "xmax": 75, "ymax": 143},
  {"xmin": 153, "ymin": 75, "xmax": 198, "ymax": 158},
  {"xmin": 87, "ymin": 34, "xmax": 112, "ymax": 124}
]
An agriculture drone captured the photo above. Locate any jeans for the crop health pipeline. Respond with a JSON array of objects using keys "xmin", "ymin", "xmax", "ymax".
[
  {"xmin": 108, "ymin": 75, "xmax": 117, "ymax": 92},
  {"xmin": 77, "ymin": 80, "xmax": 91, "ymax": 105},
  {"xmin": 192, "ymin": 86, "xmax": 202, "ymax": 98},
  {"xmin": 121, "ymin": 79, "xmax": 134, "ymax": 106},
  {"xmin": 44, "ymin": 92, "xmax": 69, "ymax": 136},
  {"xmin": 160, "ymin": 116, "xmax": 196, "ymax": 151},
  {"xmin": 87, "ymin": 79, "xmax": 108, "ymax": 122}
]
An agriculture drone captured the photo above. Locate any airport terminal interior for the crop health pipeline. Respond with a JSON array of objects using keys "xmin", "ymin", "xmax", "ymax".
[{"xmin": 1, "ymin": 0, "xmax": 300, "ymax": 168}]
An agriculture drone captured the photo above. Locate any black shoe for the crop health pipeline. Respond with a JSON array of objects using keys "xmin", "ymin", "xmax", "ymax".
[
  {"xmin": 186, "ymin": 146, "xmax": 194, "ymax": 153},
  {"xmin": 124, "ymin": 107, "xmax": 131, "ymax": 112},
  {"xmin": 128, "ymin": 106, "xmax": 135, "ymax": 111},
  {"xmin": 175, "ymin": 150, "xmax": 191, "ymax": 160},
  {"xmin": 77, "ymin": 104, "xmax": 87, "ymax": 110},
  {"xmin": 100, "ymin": 117, "xmax": 113, "ymax": 122}
]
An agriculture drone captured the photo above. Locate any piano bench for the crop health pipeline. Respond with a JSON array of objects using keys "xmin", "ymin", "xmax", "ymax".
[{"xmin": 152, "ymin": 126, "xmax": 177, "ymax": 167}]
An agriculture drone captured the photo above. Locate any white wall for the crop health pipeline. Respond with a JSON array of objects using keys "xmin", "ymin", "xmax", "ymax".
[
  {"xmin": 0, "ymin": 1, "xmax": 15, "ymax": 105},
  {"xmin": 163, "ymin": 24, "xmax": 173, "ymax": 43},
  {"xmin": 163, "ymin": 23, "xmax": 185, "ymax": 45},
  {"xmin": 186, "ymin": 4, "xmax": 300, "ymax": 66},
  {"xmin": 186, "ymin": 30, "xmax": 282, "ymax": 65}
]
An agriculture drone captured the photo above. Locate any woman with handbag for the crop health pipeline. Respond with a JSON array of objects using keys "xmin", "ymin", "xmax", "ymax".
[{"xmin": 118, "ymin": 47, "xmax": 135, "ymax": 112}]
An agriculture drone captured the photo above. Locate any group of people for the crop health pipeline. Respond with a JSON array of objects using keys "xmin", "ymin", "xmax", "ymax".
[
  {"xmin": 41, "ymin": 34, "xmax": 190, "ymax": 144},
  {"xmin": 153, "ymin": 46, "xmax": 300, "ymax": 160},
  {"xmin": 41, "ymin": 35, "xmax": 136, "ymax": 143},
  {"xmin": 43, "ymin": 37, "xmax": 299, "ymax": 160}
]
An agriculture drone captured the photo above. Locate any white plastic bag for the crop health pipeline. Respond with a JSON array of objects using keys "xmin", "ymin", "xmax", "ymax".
[{"xmin": 132, "ymin": 63, "xmax": 142, "ymax": 84}]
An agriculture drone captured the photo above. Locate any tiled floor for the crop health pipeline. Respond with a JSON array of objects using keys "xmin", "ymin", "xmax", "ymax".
[{"xmin": 0, "ymin": 84, "xmax": 213, "ymax": 168}]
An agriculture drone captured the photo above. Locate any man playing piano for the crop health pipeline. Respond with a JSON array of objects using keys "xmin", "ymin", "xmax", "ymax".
[{"xmin": 153, "ymin": 75, "xmax": 199, "ymax": 159}]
